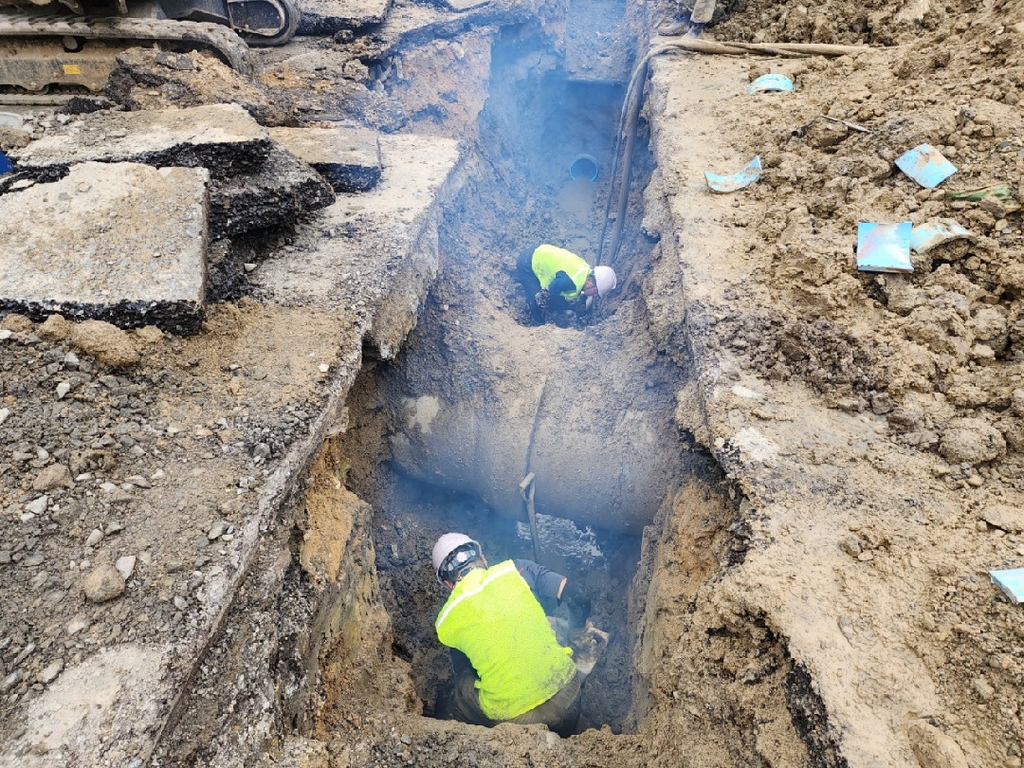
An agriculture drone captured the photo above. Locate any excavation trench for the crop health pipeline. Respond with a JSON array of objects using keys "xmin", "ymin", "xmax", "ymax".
[
  {"xmin": 286, "ymin": 16, "xmax": 836, "ymax": 768},
  {"xmin": 319, "ymin": 28, "xmax": 694, "ymax": 732}
]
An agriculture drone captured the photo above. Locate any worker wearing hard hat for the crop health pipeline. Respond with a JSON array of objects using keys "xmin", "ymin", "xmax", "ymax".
[
  {"xmin": 431, "ymin": 533, "xmax": 592, "ymax": 736},
  {"xmin": 516, "ymin": 244, "xmax": 617, "ymax": 325}
]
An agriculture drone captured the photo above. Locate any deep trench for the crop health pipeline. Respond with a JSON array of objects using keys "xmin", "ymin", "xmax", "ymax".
[
  {"xmin": 324, "ymin": 24, "xmax": 689, "ymax": 735},
  {"xmin": 284, "ymin": 14, "xmax": 857, "ymax": 766}
]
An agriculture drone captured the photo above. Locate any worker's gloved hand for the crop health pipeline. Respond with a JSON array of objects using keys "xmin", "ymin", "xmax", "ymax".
[
  {"xmin": 569, "ymin": 621, "xmax": 610, "ymax": 676},
  {"xmin": 559, "ymin": 580, "xmax": 591, "ymax": 631}
]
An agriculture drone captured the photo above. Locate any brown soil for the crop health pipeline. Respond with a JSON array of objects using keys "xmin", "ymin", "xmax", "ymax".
[{"xmin": 4, "ymin": 1, "xmax": 1024, "ymax": 767}]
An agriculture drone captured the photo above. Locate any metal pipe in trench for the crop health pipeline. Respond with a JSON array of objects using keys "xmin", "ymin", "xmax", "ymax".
[{"xmin": 388, "ymin": 357, "xmax": 679, "ymax": 535}]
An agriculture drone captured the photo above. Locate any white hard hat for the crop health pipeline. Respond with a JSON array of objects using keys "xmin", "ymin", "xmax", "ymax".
[
  {"xmin": 432, "ymin": 533, "xmax": 481, "ymax": 583},
  {"xmin": 593, "ymin": 265, "xmax": 617, "ymax": 297}
]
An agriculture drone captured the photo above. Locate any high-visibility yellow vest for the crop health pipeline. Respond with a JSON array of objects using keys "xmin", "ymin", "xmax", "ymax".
[
  {"xmin": 531, "ymin": 244, "xmax": 592, "ymax": 299},
  {"xmin": 435, "ymin": 560, "xmax": 576, "ymax": 721}
]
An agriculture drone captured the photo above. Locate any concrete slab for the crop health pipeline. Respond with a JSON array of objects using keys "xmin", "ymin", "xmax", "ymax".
[
  {"xmin": 255, "ymin": 133, "xmax": 462, "ymax": 358},
  {"xmin": 8, "ymin": 104, "xmax": 271, "ymax": 180},
  {"xmin": 0, "ymin": 162, "xmax": 208, "ymax": 335},
  {"xmin": 268, "ymin": 126, "xmax": 382, "ymax": 193},
  {"xmin": 209, "ymin": 146, "xmax": 336, "ymax": 239},
  {"xmin": 298, "ymin": 0, "xmax": 391, "ymax": 35}
]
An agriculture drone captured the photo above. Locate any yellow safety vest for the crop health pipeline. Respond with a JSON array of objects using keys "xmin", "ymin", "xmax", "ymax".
[
  {"xmin": 435, "ymin": 560, "xmax": 576, "ymax": 721},
  {"xmin": 531, "ymin": 244, "xmax": 592, "ymax": 300}
]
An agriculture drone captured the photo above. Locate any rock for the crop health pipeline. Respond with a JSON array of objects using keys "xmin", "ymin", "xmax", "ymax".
[
  {"xmin": 888, "ymin": 404, "xmax": 923, "ymax": 432},
  {"xmin": 839, "ymin": 536, "xmax": 863, "ymax": 557},
  {"xmin": 85, "ymin": 529, "xmax": 103, "ymax": 547},
  {"xmin": 56, "ymin": 381, "xmax": 71, "ymax": 399},
  {"xmin": 66, "ymin": 617, "xmax": 89, "ymax": 635},
  {"xmin": 115, "ymin": 555, "xmax": 136, "ymax": 581},
  {"xmin": 938, "ymin": 418, "xmax": 1006, "ymax": 463},
  {"xmin": 69, "ymin": 320, "xmax": 141, "ymax": 369},
  {"xmin": 907, "ymin": 719, "xmax": 969, "ymax": 768},
  {"xmin": 32, "ymin": 464, "xmax": 72, "ymax": 491},
  {"xmin": 1012, "ymin": 388, "xmax": 1024, "ymax": 417},
  {"xmin": 82, "ymin": 563, "xmax": 126, "ymax": 602},
  {"xmin": 0, "ymin": 407, "xmax": 9, "ymax": 426},
  {"xmin": 981, "ymin": 505, "xmax": 1024, "ymax": 533},
  {"xmin": 0, "ymin": 671, "xmax": 22, "ymax": 693},
  {"xmin": 25, "ymin": 496, "xmax": 48, "ymax": 515},
  {"xmin": 37, "ymin": 659, "xmax": 63, "ymax": 684}
]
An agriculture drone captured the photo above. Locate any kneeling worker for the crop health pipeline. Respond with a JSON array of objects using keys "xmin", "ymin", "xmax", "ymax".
[
  {"xmin": 431, "ymin": 533, "xmax": 592, "ymax": 736},
  {"xmin": 517, "ymin": 244, "xmax": 617, "ymax": 324}
]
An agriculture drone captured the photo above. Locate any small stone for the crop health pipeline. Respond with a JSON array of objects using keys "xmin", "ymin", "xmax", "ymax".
[
  {"xmin": 973, "ymin": 677, "xmax": 995, "ymax": 700},
  {"xmin": 25, "ymin": 496, "xmax": 48, "ymax": 516},
  {"xmin": 319, "ymin": 364, "xmax": 330, "ymax": 373},
  {"xmin": 207, "ymin": 521, "xmax": 228, "ymax": 541},
  {"xmin": 85, "ymin": 529, "xmax": 103, "ymax": 547},
  {"xmin": 125, "ymin": 475, "xmax": 152, "ymax": 489},
  {"xmin": 56, "ymin": 381, "xmax": 71, "ymax": 400},
  {"xmin": 82, "ymin": 563, "xmax": 125, "ymax": 603},
  {"xmin": 37, "ymin": 660, "xmax": 63, "ymax": 684},
  {"xmin": 115, "ymin": 555, "xmax": 136, "ymax": 581},
  {"xmin": 173, "ymin": 595, "xmax": 188, "ymax": 610},
  {"xmin": 967, "ymin": 474, "xmax": 984, "ymax": 487},
  {"xmin": 66, "ymin": 617, "xmax": 89, "ymax": 635},
  {"xmin": 0, "ymin": 408, "xmax": 9, "ymax": 426},
  {"xmin": 104, "ymin": 522, "xmax": 124, "ymax": 536},
  {"xmin": 839, "ymin": 536, "xmax": 863, "ymax": 557},
  {"xmin": 1, "ymin": 671, "xmax": 22, "ymax": 693}
]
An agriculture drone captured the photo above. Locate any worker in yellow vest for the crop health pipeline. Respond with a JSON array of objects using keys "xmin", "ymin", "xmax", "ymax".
[
  {"xmin": 431, "ymin": 533, "xmax": 592, "ymax": 735},
  {"xmin": 516, "ymin": 244, "xmax": 617, "ymax": 325}
]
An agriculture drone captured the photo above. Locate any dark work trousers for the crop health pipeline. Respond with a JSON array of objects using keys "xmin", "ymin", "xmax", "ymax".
[
  {"xmin": 450, "ymin": 667, "xmax": 585, "ymax": 737},
  {"xmin": 516, "ymin": 247, "xmax": 544, "ymax": 323}
]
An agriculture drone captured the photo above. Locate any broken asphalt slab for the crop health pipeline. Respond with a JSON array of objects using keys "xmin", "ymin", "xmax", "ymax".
[
  {"xmin": 7, "ymin": 103, "xmax": 271, "ymax": 181},
  {"xmin": 268, "ymin": 125, "xmax": 382, "ymax": 193},
  {"xmin": 208, "ymin": 145, "xmax": 336, "ymax": 239},
  {"xmin": 298, "ymin": 0, "xmax": 391, "ymax": 35},
  {"xmin": 0, "ymin": 132, "xmax": 462, "ymax": 767},
  {"xmin": 0, "ymin": 162, "xmax": 208, "ymax": 335}
]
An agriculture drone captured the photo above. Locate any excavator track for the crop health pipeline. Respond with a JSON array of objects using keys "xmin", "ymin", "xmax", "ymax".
[{"xmin": 0, "ymin": 9, "xmax": 255, "ymax": 93}]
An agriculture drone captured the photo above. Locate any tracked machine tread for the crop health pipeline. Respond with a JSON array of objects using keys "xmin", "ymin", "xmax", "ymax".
[{"xmin": 0, "ymin": 8, "xmax": 255, "ymax": 92}]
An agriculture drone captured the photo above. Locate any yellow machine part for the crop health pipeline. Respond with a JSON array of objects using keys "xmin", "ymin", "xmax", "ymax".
[{"xmin": 0, "ymin": 39, "xmax": 119, "ymax": 91}]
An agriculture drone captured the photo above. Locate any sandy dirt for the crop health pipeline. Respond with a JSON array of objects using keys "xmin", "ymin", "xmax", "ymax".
[{"xmin": 4, "ymin": 0, "xmax": 1024, "ymax": 767}]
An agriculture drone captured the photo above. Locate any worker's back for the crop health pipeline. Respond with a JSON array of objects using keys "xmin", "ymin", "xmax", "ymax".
[{"xmin": 435, "ymin": 559, "xmax": 576, "ymax": 720}]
